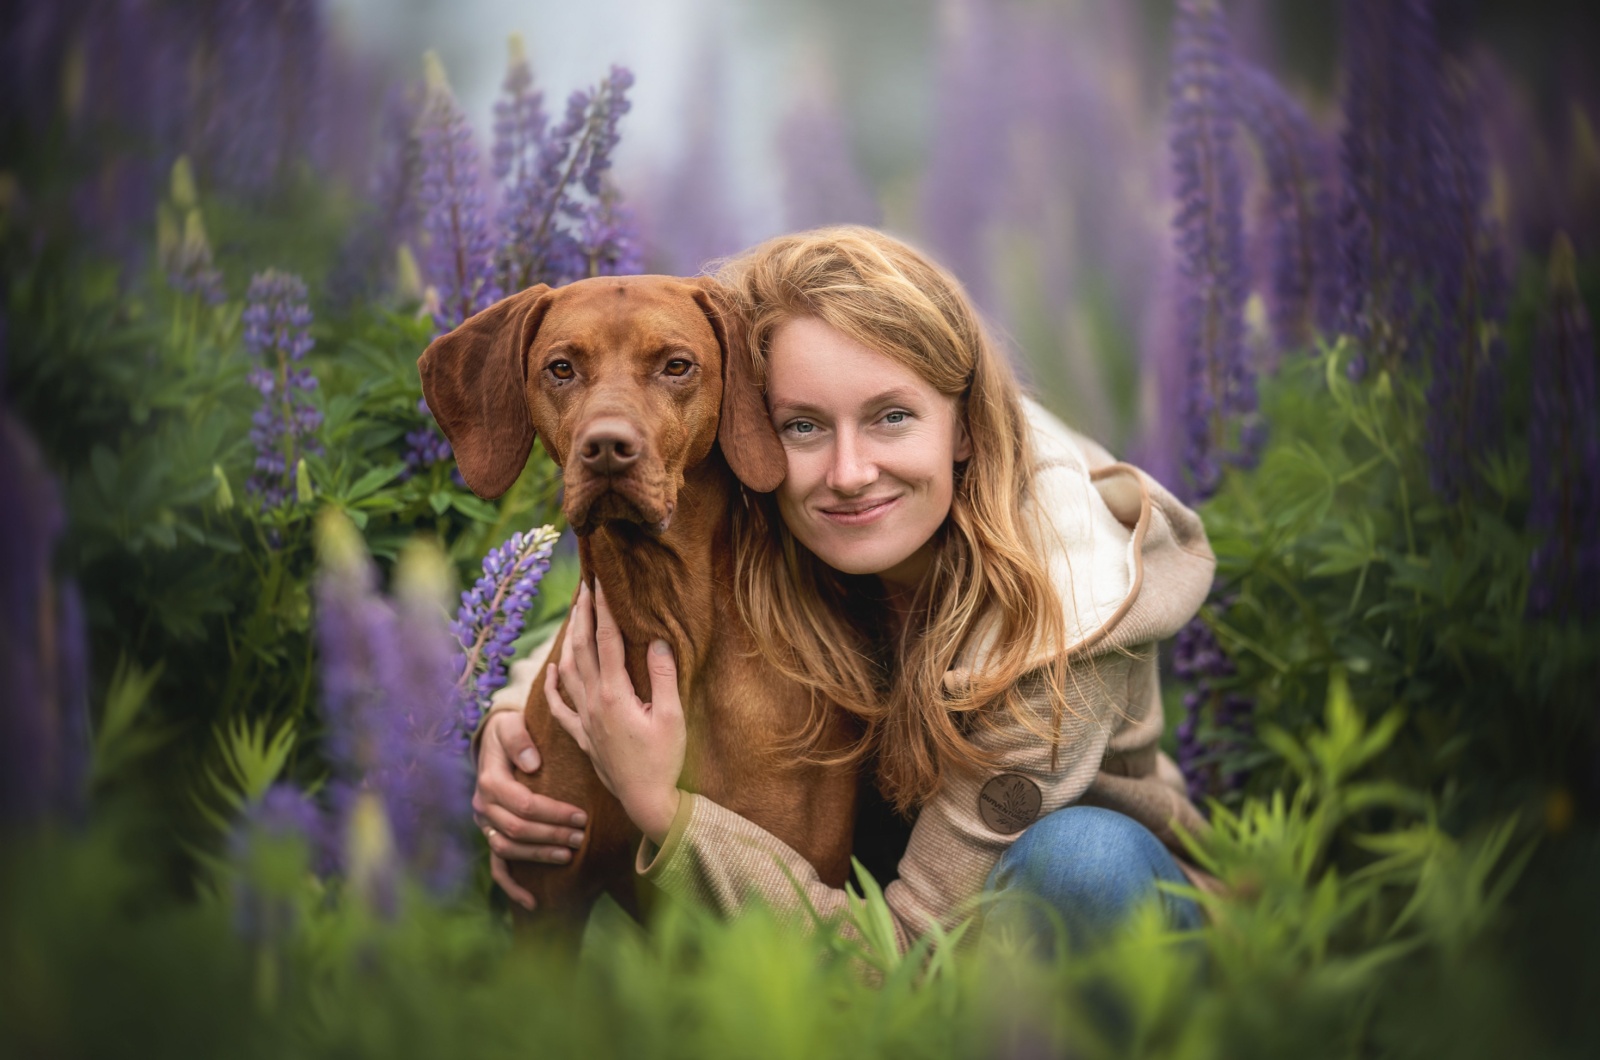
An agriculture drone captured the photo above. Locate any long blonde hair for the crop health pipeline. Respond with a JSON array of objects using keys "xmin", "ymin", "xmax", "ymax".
[{"xmin": 717, "ymin": 226, "xmax": 1072, "ymax": 813}]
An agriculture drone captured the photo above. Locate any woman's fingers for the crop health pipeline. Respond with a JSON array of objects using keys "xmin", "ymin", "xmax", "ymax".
[
  {"xmin": 546, "ymin": 661, "xmax": 592, "ymax": 756},
  {"xmin": 591, "ymin": 581, "xmax": 629, "ymax": 696},
  {"xmin": 486, "ymin": 825, "xmax": 576, "ymax": 866},
  {"xmin": 556, "ymin": 627, "xmax": 584, "ymax": 715},
  {"xmin": 476, "ymin": 802, "xmax": 584, "ymax": 849},
  {"xmin": 569, "ymin": 582, "xmax": 599, "ymax": 696},
  {"xmin": 497, "ymin": 710, "xmax": 541, "ymax": 774},
  {"xmin": 645, "ymin": 638, "xmax": 682, "ymax": 720},
  {"xmin": 489, "ymin": 854, "xmax": 537, "ymax": 911}
]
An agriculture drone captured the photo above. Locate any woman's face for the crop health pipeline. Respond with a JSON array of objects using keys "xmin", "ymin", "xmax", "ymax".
[{"xmin": 765, "ymin": 316, "xmax": 971, "ymax": 589}]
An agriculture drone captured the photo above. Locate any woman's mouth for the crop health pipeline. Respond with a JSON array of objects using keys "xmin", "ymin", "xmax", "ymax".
[{"xmin": 819, "ymin": 496, "xmax": 900, "ymax": 527}]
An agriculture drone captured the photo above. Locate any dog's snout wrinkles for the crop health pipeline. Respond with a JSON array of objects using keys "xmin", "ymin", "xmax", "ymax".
[{"xmin": 577, "ymin": 418, "xmax": 643, "ymax": 475}]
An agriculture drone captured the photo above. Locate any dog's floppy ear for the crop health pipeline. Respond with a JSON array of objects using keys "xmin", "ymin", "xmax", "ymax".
[
  {"xmin": 691, "ymin": 277, "xmax": 786, "ymax": 493},
  {"xmin": 418, "ymin": 285, "xmax": 553, "ymax": 499}
]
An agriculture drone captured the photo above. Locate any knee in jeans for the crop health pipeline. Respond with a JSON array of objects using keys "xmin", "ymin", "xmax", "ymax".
[{"xmin": 991, "ymin": 805, "xmax": 1162, "ymax": 896}]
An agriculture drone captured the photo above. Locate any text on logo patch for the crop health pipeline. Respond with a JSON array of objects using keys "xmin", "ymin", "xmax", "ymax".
[{"xmin": 977, "ymin": 774, "xmax": 1042, "ymax": 835}]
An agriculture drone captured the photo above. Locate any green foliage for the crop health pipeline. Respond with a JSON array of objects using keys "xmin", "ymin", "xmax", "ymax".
[
  {"xmin": 6, "ymin": 188, "xmax": 567, "ymax": 865},
  {"xmin": 1197, "ymin": 333, "xmax": 1599, "ymax": 821},
  {"xmin": 2, "ymin": 673, "xmax": 1571, "ymax": 1060}
]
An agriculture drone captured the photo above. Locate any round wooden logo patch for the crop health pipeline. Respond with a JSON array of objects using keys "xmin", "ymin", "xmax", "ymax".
[{"xmin": 977, "ymin": 774, "xmax": 1043, "ymax": 835}]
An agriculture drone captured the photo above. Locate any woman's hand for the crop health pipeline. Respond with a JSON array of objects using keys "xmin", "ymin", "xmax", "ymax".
[
  {"xmin": 547, "ymin": 581, "xmax": 686, "ymax": 844},
  {"xmin": 471, "ymin": 710, "xmax": 589, "ymax": 911}
]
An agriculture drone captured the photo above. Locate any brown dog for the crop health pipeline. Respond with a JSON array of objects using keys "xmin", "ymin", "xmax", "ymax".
[{"xmin": 420, "ymin": 275, "xmax": 858, "ymax": 922}]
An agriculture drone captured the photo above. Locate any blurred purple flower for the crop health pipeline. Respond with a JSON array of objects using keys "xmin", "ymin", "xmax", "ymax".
[
  {"xmin": 1336, "ymin": 0, "xmax": 1446, "ymax": 372},
  {"xmin": 1173, "ymin": 609, "xmax": 1252, "ymax": 800},
  {"xmin": 332, "ymin": 80, "xmax": 426, "ymax": 302},
  {"xmin": 1, "ymin": 407, "xmax": 90, "ymax": 828},
  {"xmin": 243, "ymin": 270, "xmax": 322, "ymax": 508},
  {"xmin": 1528, "ymin": 235, "xmax": 1600, "ymax": 622},
  {"xmin": 777, "ymin": 70, "xmax": 880, "ymax": 232},
  {"xmin": 197, "ymin": 0, "xmax": 328, "ymax": 198},
  {"xmin": 236, "ymin": 781, "xmax": 336, "ymax": 875},
  {"xmin": 417, "ymin": 54, "xmax": 501, "ymax": 332},
  {"xmin": 920, "ymin": 0, "xmax": 1010, "ymax": 312},
  {"xmin": 404, "ymin": 397, "xmax": 454, "ymax": 477},
  {"xmin": 452, "ymin": 526, "xmax": 559, "ymax": 744},
  {"xmin": 1169, "ymin": 0, "xmax": 1255, "ymax": 502},
  {"xmin": 1234, "ymin": 61, "xmax": 1340, "ymax": 354},
  {"xmin": 1423, "ymin": 63, "xmax": 1508, "ymax": 504},
  {"xmin": 315, "ymin": 516, "xmax": 472, "ymax": 895},
  {"xmin": 634, "ymin": 40, "xmax": 744, "ymax": 276}
]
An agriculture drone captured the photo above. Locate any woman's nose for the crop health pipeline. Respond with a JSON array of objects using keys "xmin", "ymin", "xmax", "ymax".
[{"xmin": 825, "ymin": 429, "xmax": 877, "ymax": 494}]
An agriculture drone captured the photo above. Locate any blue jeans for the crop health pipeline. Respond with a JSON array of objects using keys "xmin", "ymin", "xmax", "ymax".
[{"xmin": 983, "ymin": 805, "xmax": 1203, "ymax": 954}]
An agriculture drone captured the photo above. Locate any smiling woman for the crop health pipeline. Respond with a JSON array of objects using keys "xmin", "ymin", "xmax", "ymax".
[
  {"xmin": 479, "ymin": 226, "xmax": 1216, "ymax": 957},
  {"xmin": 766, "ymin": 315, "xmax": 971, "ymax": 587}
]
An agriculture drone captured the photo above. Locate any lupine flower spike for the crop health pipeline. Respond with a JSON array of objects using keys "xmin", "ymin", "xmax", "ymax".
[
  {"xmin": 1173, "ymin": 607, "xmax": 1253, "ymax": 800},
  {"xmin": 417, "ymin": 52, "xmax": 500, "ymax": 333},
  {"xmin": 1233, "ymin": 61, "xmax": 1339, "ymax": 354},
  {"xmin": 496, "ymin": 63, "xmax": 637, "ymax": 290},
  {"xmin": 314, "ymin": 512, "xmax": 471, "ymax": 896},
  {"xmin": 452, "ymin": 526, "xmax": 560, "ymax": 743},
  {"xmin": 1169, "ymin": 0, "xmax": 1256, "ymax": 501},
  {"xmin": 243, "ymin": 270, "xmax": 322, "ymax": 508}
]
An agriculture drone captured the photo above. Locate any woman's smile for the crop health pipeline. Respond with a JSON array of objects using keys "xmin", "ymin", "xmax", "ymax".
[
  {"xmin": 819, "ymin": 494, "xmax": 901, "ymax": 525},
  {"xmin": 766, "ymin": 316, "xmax": 970, "ymax": 588}
]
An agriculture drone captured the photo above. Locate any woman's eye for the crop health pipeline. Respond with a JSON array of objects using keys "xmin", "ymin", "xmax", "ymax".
[
  {"xmin": 664, "ymin": 359, "xmax": 692, "ymax": 377},
  {"xmin": 548, "ymin": 360, "xmax": 574, "ymax": 381},
  {"xmin": 883, "ymin": 410, "xmax": 909, "ymax": 425},
  {"xmin": 786, "ymin": 420, "xmax": 816, "ymax": 436}
]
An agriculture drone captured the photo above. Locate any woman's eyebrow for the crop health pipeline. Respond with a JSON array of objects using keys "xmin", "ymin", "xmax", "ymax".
[{"xmin": 768, "ymin": 388, "xmax": 921, "ymax": 417}]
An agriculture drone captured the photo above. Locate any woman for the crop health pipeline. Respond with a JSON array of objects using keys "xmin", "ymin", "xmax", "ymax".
[{"xmin": 472, "ymin": 226, "xmax": 1215, "ymax": 952}]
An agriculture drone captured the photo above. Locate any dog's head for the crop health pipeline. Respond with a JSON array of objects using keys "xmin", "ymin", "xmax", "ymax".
[{"xmin": 419, "ymin": 275, "xmax": 785, "ymax": 535}]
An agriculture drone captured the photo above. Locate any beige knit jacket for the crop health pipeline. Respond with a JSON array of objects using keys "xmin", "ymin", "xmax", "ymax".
[{"xmin": 486, "ymin": 400, "xmax": 1217, "ymax": 954}]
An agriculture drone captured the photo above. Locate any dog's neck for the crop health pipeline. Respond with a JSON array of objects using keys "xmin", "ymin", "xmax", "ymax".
[{"xmin": 574, "ymin": 454, "xmax": 736, "ymax": 686}]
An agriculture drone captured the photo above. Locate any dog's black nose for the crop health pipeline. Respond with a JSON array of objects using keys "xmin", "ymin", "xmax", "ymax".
[{"xmin": 577, "ymin": 420, "xmax": 642, "ymax": 474}]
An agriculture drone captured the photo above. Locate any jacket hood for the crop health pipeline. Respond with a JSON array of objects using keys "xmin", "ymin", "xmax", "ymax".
[{"xmin": 946, "ymin": 398, "xmax": 1215, "ymax": 689}]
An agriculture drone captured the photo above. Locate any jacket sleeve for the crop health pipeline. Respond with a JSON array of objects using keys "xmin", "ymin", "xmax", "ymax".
[{"xmin": 636, "ymin": 652, "xmax": 1132, "ymax": 954}]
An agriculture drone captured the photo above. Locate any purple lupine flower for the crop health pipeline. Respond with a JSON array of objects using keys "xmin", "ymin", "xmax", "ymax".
[
  {"xmin": 1172, "ymin": 609, "xmax": 1252, "ymax": 800},
  {"xmin": 196, "ymin": 0, "xmax": 327, "ymax": 198},
  {"xmin": 229, "ymin": 781, "xmax": 331, "ymax": 943},
  {"xmin": 491, "ymin": 35, "xmax": 547, "ymax": 189},
  {"xmin": 497, "ymin": 64, "xmax": 636, "ymax": 291},
  {"xmin": 243, "ymin": 270, "xmax": 322, "ymax": 508},
  {"xmin": 919, "ymin": 0, "xmax": 1011, "ymax": 312},
  {"xmin": 236, "ymin": 781, "xmax": 336, "ymax": 876},
  {"xmin": 1528, "ymin": 235, "xmax": 1600, "ymax": 622},
  {"xmin": 417, "ymin": 53, "xmax": 501, "ymax": 332},
  {"xmin": 1169, "ymin": 0, "xmax": 1255, "ymax": 502},
  {"xmin": 451, "ymin": 526, "xmax": 560, "ymax": 744},
  {"xmin": 777, "ymin": 72, "xmax": 881, "ymax": 232},
  {"xmin": 1336, "ymin": 0, "xmax": 1446, "ymax": 373},
  {"xmin": 635, "ymin": 41, "xmax": 744, "ymax": 276},
  {"xmin": 403, "ymin": 397, "xmax": 454, "ymax": 477},
  {"xmin": 1234, "ymin": 61, "xmax": 1340, "ymax": 354},
  {"xmin": 163, "ymin": 204, "xmax": 227, "ymax": 306},
  {"xmin": 1423, "ymin": 63, "xmax": 1508, "ymax": 504},
  {"xmin": 332, "ymin": 79, "xmax": 426, "ymax": 302},
  {"xmin": 566, "ymin": 189, "xmax": 644, "ymax": 281},
  {"xmin": 0, "ymin": 407, "xmax": 90, "ymax": 828},
  {"xmin": 314, "ymin": 514, "xmax": 472, "ymax": 895}
]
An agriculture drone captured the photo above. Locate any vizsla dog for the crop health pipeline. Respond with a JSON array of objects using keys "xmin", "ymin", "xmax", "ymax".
[{"xmin": 420, "ymin": 275, "xmax": 858, "ymax": 923}]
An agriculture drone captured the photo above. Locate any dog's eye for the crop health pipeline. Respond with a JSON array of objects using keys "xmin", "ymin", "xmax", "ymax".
[
  {"xmin": 663, "ymin": 359, "xmax": 693, "ymax": 377},
  {"xmin": 547, "ymin": 360, "xmax": 574, "ymax": 381}
]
